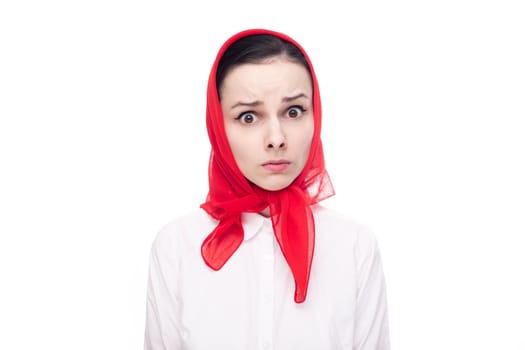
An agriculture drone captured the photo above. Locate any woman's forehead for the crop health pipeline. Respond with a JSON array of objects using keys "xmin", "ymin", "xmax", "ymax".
[{"xmin": 220, "ymin": 60, "xmax": 312, "ymax": 105}]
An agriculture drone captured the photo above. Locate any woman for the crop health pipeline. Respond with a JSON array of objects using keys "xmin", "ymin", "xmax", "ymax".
[{"xmin": 144, "ymin": 28, "xmax": 390, "ymax": 349}]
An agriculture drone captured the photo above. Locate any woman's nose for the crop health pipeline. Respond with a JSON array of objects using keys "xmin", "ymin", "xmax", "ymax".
[{"xmin": 265, "ymin": 118, "xmax": 286, "ymax": 150}]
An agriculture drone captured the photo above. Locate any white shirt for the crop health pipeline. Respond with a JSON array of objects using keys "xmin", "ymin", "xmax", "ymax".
[{"xmin": 144, "ymin": 205, "xmax": 390, "ymax": 350}]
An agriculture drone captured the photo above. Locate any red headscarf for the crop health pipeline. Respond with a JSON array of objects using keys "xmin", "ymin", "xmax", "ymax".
[{"xmin": 200, "ymin": 28, "xmax": 334, "ymax": 303}]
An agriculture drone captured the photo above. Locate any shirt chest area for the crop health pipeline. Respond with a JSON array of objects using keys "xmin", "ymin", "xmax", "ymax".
[{"xmin": 176, "ymin": 224, "xmax": 358, "ymax": 350}]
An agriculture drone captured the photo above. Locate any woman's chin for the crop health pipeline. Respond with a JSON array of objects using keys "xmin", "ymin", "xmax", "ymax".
[{"xmin": 251, "ymin": 178, "xmax": 295, "ymax": 192}]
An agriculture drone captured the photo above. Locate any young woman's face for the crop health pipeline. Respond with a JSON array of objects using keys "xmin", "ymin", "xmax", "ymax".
[{"xmin": 220, "ymin": 58, "xmax": 314, "ymax": 191}]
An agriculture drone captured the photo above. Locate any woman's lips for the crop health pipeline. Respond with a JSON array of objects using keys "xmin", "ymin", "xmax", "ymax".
[{"xmin": 262, "ymin": 160, "xmax": 291, "ymax": 172}]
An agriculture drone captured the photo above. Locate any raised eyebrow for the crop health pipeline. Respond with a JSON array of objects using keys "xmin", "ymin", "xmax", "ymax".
[
  {"xmin": 230, "ymin": 100, "xmax": 262, "ymax": 110},
  {"xmin": 282, "ymin": 93, "xmax": 309, "ymax": 103}
]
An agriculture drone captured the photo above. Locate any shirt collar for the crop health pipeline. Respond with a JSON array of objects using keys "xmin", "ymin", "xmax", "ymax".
[{"xmin": 241, "ymin": 212, "xmax": 270, "ymax": 241}]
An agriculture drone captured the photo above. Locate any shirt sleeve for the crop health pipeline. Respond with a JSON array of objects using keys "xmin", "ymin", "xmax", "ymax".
[
  {"xmin": 353, "ymin": 227, "xmax": 390, "ymax": 350},
  {"xmin": 144, "ymin": 229, "xmax": 183, "ymax": 350}
]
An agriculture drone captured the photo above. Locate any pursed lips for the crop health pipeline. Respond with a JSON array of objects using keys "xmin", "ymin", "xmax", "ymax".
[{"xmin": 262, "ymin": 159, "xmax": 291, "ymax": 172}]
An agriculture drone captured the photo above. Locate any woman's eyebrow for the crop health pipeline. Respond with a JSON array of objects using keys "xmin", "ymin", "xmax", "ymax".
[
  {"xmin": 230, "ymin": 93, "xmax": 309, "ymax": 110},
  {"xmin": 282, "ymin": 93, "xmax": 308, "ymax": 103},
  {"xmin": 230, "ymin": 100, "xmax": 262, "ymax": 110}
]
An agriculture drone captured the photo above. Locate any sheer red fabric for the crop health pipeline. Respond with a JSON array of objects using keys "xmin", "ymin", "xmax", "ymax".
[{"xmin": 200, "ymin": 28, "xmax": 335, "ymax": 303}]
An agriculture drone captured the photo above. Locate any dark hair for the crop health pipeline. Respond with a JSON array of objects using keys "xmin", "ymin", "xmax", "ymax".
[{"xmin": 216, "ymin": 34, "xmax": 311, "ymax": 98}]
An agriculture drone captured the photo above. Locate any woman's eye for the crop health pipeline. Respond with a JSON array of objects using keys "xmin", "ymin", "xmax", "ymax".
[
  {"xmin": 287, "ymin": 106, "xmax": 306, "ymax": 118},
  {"xmin": 235, "ymin": 112, "xmax": 257, "ymax": 124}
]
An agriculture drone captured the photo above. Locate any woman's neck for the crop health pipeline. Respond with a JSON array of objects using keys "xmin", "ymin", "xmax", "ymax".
[{"xmin": 259, "ymin": 207, "xmax": 270, "ymax": 217}]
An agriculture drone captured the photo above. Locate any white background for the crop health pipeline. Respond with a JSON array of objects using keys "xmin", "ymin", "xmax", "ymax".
[{"xmin": 1, "ymin": 0, "xmax": 524, "ymax": 349}]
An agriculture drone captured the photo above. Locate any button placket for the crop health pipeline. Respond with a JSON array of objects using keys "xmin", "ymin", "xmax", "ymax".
[{"xmin": 259, "ymin": 220, "xmax": 274, "ymax": 350}]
